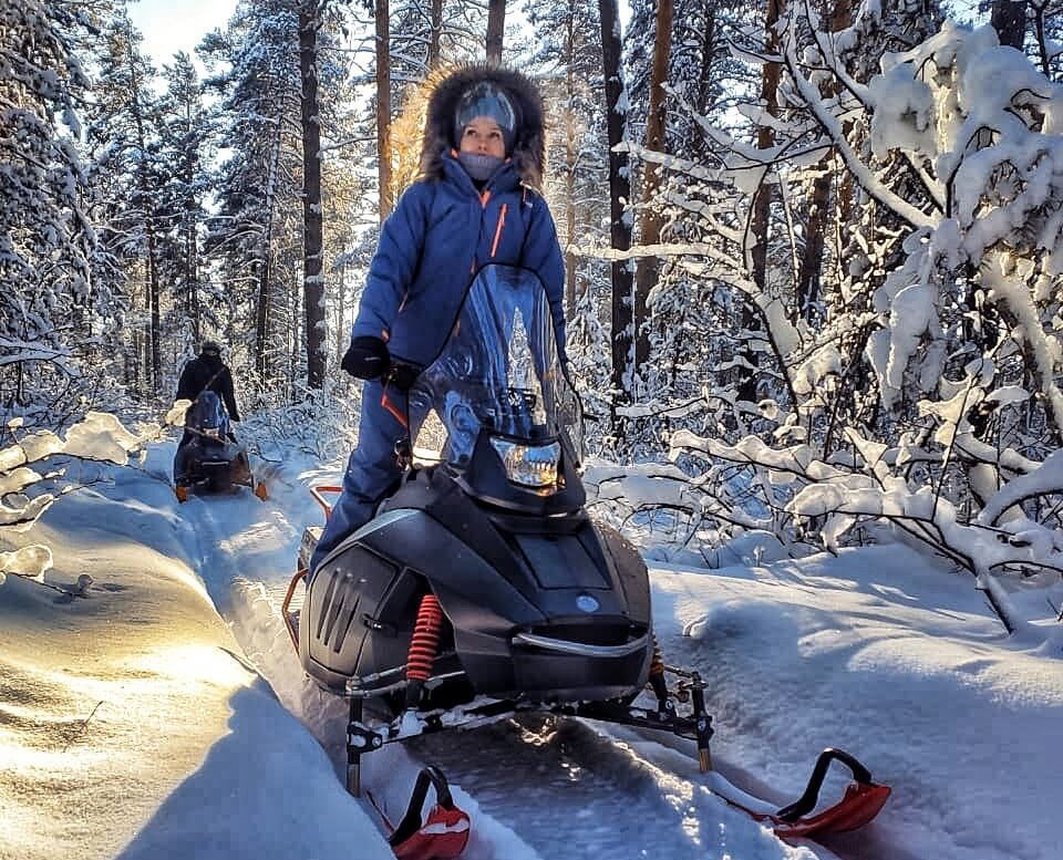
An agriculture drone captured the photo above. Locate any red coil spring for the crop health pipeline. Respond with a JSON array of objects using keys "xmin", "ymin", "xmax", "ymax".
[
  {"xmin": 650, "ymin": 635, "xmax": 665, "ymax": 678},
  {"xmin": 406, "ymin": 594, "xmax": 443, "ymax": 683}
]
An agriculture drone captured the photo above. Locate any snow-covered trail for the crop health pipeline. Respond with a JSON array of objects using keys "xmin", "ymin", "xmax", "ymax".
[
  {"xmin": 9, "ymin": 436, "xmax": 1060, "ymax": 860},
  {"xmin": 406, "ymin": 714, "xmax": 836, "ymax": 860},
  {"xmin": 106, "ymin": 447, "xmax": 1063, "ymax": 860},
  {"xmin": 179, "ymin": 456, "xmax": 837, "ymax": 860}
]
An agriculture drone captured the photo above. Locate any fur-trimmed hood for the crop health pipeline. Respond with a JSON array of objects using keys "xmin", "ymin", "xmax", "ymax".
[{"xmin": 419, "ymin": 65, "xmax": 546, "ymax": 188}]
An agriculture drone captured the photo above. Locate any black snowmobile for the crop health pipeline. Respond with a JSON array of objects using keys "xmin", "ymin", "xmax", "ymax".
[
  {"xmin": 173, "ymin": 390, "xmax": 267, "ymax": 502},
  {"xmin": 283, "ymin": 265, "xmax": 889, "ymax": 858}
]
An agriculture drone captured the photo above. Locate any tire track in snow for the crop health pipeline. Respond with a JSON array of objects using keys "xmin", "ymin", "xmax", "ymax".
[{"xmin": 405, "ymin": 714, "xmax": 835, "ymax": 860}]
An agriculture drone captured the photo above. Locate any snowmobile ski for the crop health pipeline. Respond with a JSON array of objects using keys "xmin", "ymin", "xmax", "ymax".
[
  {"xmin": 367, "ymin": 766, "xmax": 470, "ymax": 860},
  {"xmin": 701, "ymin": 747, "xmax": 891, "ymax": 840}
]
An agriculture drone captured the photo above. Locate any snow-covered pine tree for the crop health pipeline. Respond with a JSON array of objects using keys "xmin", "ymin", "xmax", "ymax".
[
  {"xmin": 200, "ymin": 0, "xmax": 304, "ymax": 397},
  {"xmin": 0, "ymin": 0, "xmax": 108, "ymax": 431},
  {"xmin": 614, "ymin": 0, "xmax": 761, "ymax": 454},
  {"xmin": 85, "ymin": 7, "xmax": 170, "ymax": 395},
  {"xmin": 519, "ymin": 0, "xmax": 613, "ymax": 433},
  {"xmin": 155, "ymin": 52, "xmax": 214, "ymax": 360}
]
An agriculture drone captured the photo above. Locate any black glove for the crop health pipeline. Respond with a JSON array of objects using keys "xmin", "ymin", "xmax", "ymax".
[{"xmin": 341, "ymin": 335, "xmax": 389, "ymax": 380}]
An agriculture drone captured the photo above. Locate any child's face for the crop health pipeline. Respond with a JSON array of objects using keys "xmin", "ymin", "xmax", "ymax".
[{"xmin": 459, "ymin": 117, "xmax": 506, "ymax": 159}]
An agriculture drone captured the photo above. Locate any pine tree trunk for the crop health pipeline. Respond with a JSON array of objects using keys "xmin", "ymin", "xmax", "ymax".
[
  {"xmin": 375, "ymin": 0, "xmax": 393, "ymax": 222},
  {"xmin": 743, "ymin": 0, "xmax": 782, "ymax": 402},
  {"xmin": 254, "ymin": 253, "xmax": 273, "ymax": 381},
  {"xmin": 750, "ymin": 0, "xmax": 781, "ymax": 295},
  {"xmin": 796, "ymin": 172, "xmax": 829, "ymax": 321},
  {"xmin": 692, "ymin": 1, "xmax": 718, "ymax": 161},
  {"xmin": 334, "ymin": 259, "xmax": 348, "ymax": 367},
  {"xmin": 991, "ymin": 0, "xmax": 1027, "ymax": 49},
  {"xmin": 598, "ymin": 0, "xmax": 633, "ymax": 427},
  {"xmin": 177, "ymin": 77, "xmax": 201, "ymax": 345},
  {"xmin": 145, "ymin": 220, "xmax": 161, "ymax": 391},
  {"xmin": 487, "ymin": 0, "xmax": 505, "ymax": 64},
  {"xmin": 633, "ymin": 0, "xmax": 672, "ymax": 380},
  {"xmin": 290, "ymin": 273, "xmax": 301, "ymax": 398},
  {"xmin": 185, "ymin": 211, "xmax": 200, "ymax": 342},
  {"xmin": 256, "ymin": 121, "xmax": 282, "ymax": 379},
  {"xmin": 123, "ymin": 17, "xmax": 161, "ymax": 391},
  {"xmin": 796, "ymin": 0, "xmax": 851, "ymax": 324},
  {"xmin": 428, "ymin": 0, "xmax": 442, "ymax": 67},
  {"xmin": 564, "ymin": 3, "xmax": 577, "ymax": 317},
  {"xmin": 300, "ymin": 0, "xmax": 326, "ymax": 389}
]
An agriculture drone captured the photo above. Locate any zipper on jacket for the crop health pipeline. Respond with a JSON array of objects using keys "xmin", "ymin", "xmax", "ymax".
[{"xmin": 491, "ymin": 203, "xmax": 508, "ymax": 258}]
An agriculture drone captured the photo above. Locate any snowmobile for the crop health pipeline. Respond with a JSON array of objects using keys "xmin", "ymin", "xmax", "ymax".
[
  {"xmin": 282, "ymin": 265, "xmax": 889, "ymax": 858},
  {"xmin": 173, "ymin": 390, "xmax": 268, "ymax": 503}
]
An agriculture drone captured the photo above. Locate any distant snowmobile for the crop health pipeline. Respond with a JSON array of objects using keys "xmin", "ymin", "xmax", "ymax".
[
  {"xmin": 173, "ymin": 390, "xmax": 267, "ymax": 503},
  {"xmin": 283, "ymin": 265, "xmax": 888, "ymax": 858}
]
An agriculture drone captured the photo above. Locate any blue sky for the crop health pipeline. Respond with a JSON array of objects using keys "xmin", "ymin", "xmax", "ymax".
[{"xmin": 126, "ymin": 0, "xmax": 237, "ymax": 65}]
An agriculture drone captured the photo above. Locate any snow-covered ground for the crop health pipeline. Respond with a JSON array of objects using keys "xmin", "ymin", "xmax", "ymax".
[{"xmin": 2, "ymin": 433, "xmax": 1061, "ymax": 860}]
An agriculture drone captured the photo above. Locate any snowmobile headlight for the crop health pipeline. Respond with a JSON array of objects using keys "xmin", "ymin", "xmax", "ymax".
[{"xmin": 489, "ymin": 437, "xmax": 561, "ymax": 492}]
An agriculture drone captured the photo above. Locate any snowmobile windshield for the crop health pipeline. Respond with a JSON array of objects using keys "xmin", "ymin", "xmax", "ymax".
[
  {"xmin": 186, "ymin": 390, "xmax": 230, "ymax": 439},
  {"xmin": 408, "ymin": 265, "xmax": 582, "ymax": 471}
]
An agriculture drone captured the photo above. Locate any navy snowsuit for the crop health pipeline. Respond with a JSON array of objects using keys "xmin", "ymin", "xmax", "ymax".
[{"xmin": 310, "ymin": 152, "xmax": 565, "ymax": 572}]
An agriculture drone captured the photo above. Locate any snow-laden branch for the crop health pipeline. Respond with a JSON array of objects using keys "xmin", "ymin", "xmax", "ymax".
[
  {"xmin": 781, "ymin": 10, "xmax": 936, "ymax": 230},
  {"xmin": 979, "ymin": 449, "xmax": 1063, "ymax": 526},
  {"xmin": 1, "ymin": 413, "xmax": 156, "ymax": 580},
  {"xmin": 668, "ymin": 425, "xmax": 1063, "ymax": 639}
]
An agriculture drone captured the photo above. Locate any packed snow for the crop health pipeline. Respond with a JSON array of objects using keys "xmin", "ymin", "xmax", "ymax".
[{"xmin": 2, "ymin": 419, "xmax": 1061, "ymax": 860}]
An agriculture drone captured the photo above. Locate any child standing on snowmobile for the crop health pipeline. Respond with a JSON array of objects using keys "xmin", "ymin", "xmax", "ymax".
[{"xmin": 309, "ymin": 65, "xmax": 566, "ymax": 574}]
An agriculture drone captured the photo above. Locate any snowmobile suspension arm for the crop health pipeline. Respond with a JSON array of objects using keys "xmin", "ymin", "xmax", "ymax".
[
  {"xmin": 566, "ymin": 694, "xmax": 714, "ymax": 767},
  {"xmin": 345, "ymin": 693, "xmax": 714, "ymax": 770}
]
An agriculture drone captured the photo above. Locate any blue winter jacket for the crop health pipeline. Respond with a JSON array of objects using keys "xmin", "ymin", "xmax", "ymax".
[{"xmin": 351, "ymin": 152, "xmax": 566, "ymax": 368}]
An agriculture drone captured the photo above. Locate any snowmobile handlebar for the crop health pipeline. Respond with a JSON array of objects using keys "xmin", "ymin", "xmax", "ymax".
[
  {"xmin": 384, "ymin": 360, "xmax": 422, "ymax": 393},
  {"xmin": 310, "ymin": 485, "xmax": 343, "ymax": 519}
]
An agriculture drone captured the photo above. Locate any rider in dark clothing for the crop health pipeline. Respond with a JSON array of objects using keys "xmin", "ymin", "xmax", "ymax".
[
  {"xmin": 173, "ymin": 341, "xmax": 250, "ymax": 498},
  {"xmin": 176, "ymin": 340, "xmax": 240, "ymax": 421}
]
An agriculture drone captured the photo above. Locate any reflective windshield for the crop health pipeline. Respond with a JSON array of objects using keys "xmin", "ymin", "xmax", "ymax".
[{"xmin": 408, "ymin": 265, "xmax": 582, "ymax": 468}]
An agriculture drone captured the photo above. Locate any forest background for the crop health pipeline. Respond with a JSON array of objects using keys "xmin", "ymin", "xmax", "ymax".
[{"xmin": 3, "ymin": 0, "xmax": 1063, "ymax": 619}]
